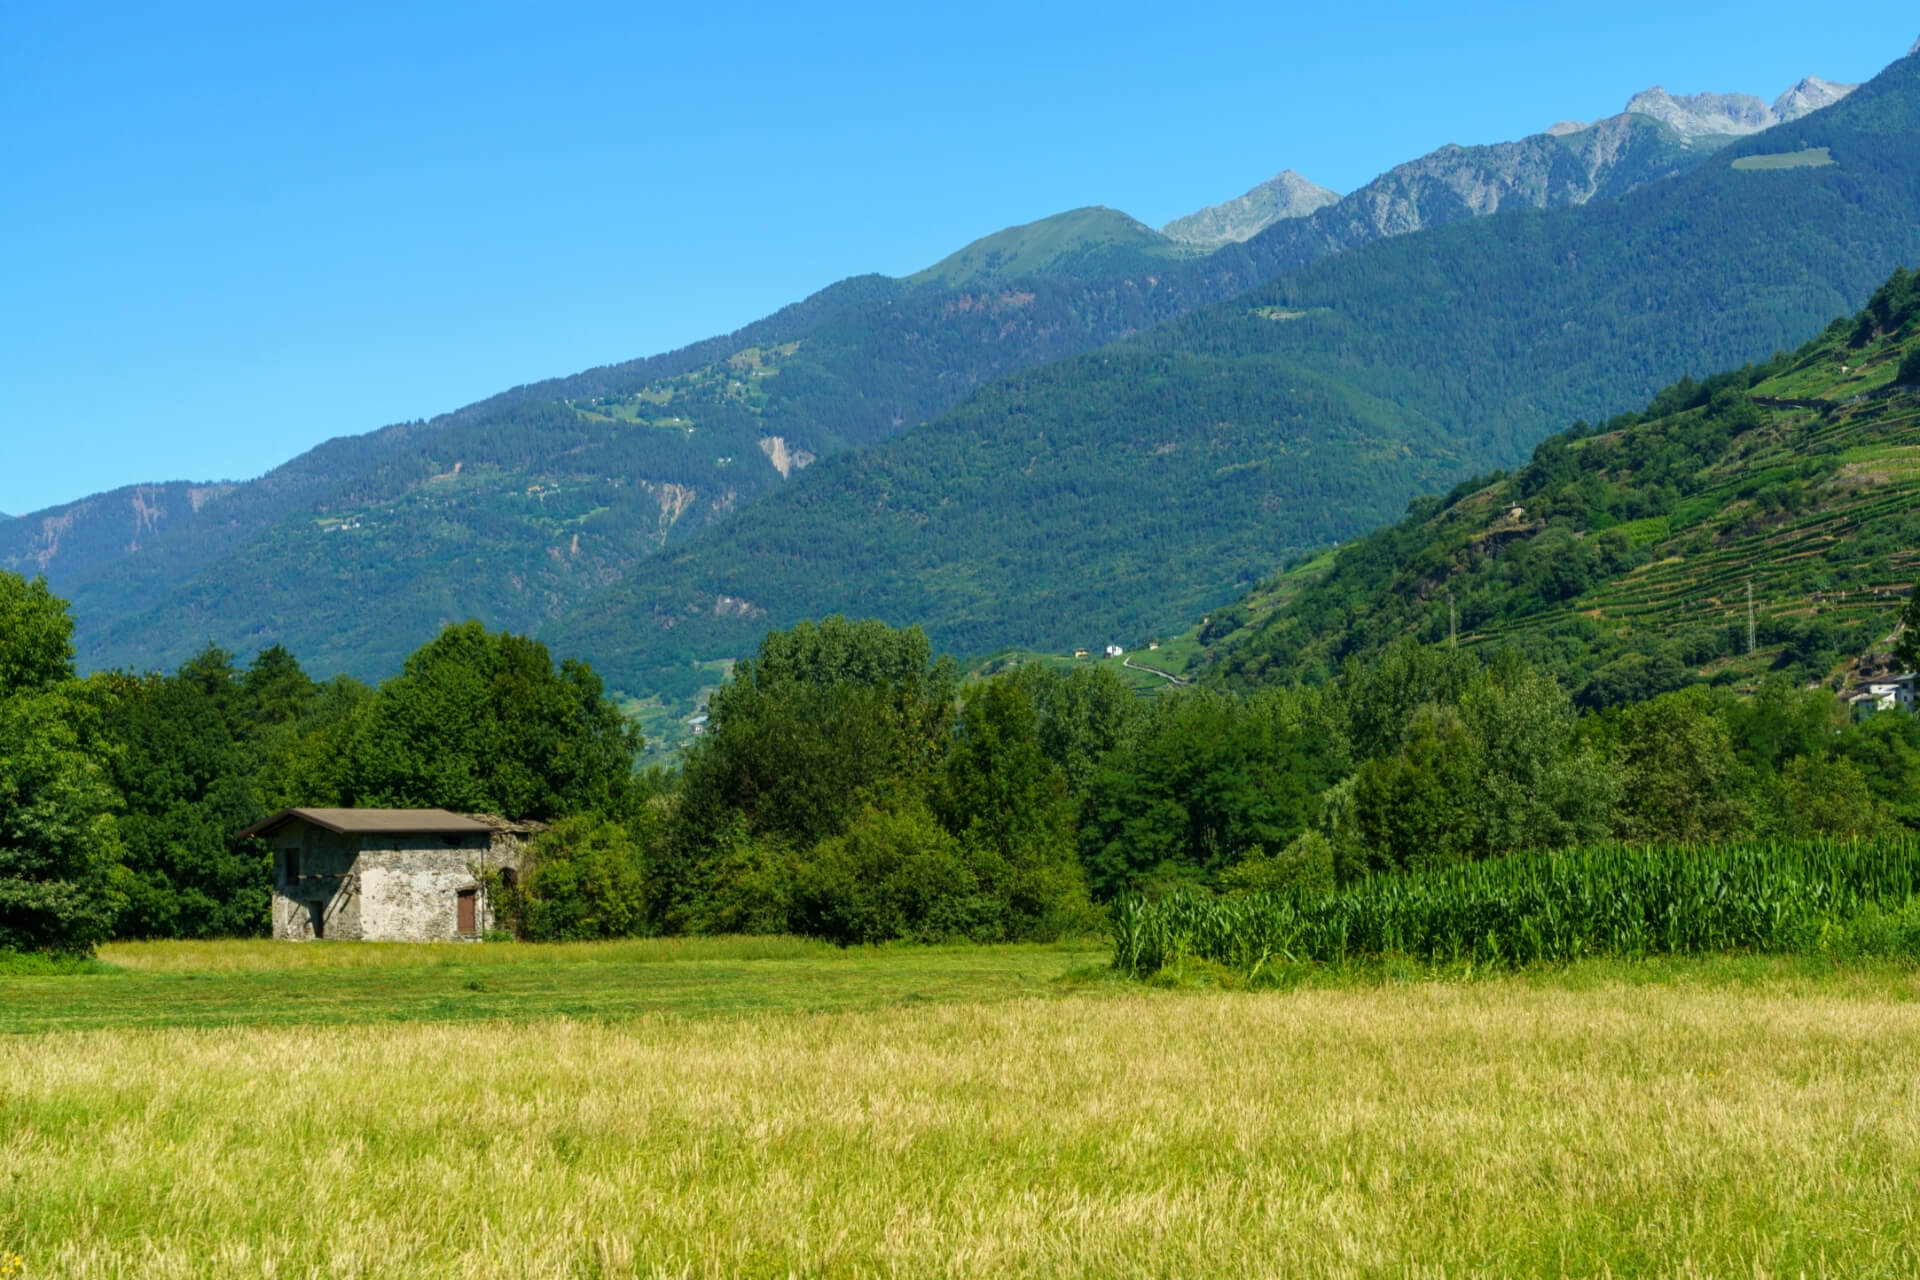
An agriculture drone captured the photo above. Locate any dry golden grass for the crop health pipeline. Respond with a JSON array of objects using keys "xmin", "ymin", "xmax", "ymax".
[{"xmin": 6, "ymin": 962, "xmax": 1920, "ymax": 1277}]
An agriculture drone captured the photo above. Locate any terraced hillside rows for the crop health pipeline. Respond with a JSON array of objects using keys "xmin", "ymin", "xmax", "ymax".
[{"xmin": 1215, "ymin": 269, "xmax": 1920, "ymax": 700}]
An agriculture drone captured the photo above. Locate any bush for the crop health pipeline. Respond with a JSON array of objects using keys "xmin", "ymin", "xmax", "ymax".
[
  {"xmin": 677, "ymin": 821, "xmax": 797, "ymax": 937},
  {"xmin": 510, "ymin": 816, "xmax": 649, "ymax": 941},
  {"xmin": 790, "ymin": 803, "xmax": 996, "ymax": 946},
  {"xmin": 1218, "ymin": 832, "xmax": 1337, "ymax": 898}
]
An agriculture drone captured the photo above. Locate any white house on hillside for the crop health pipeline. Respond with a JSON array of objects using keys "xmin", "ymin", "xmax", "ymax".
[{"xmin": 1868, "ymin": 673, "xmax": 1917, "ymax": 714}]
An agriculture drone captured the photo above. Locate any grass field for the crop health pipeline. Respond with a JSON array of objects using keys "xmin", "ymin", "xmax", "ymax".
[
  {"xmin": 6, "ymin": 942, "xmax": 1920, "ymax": 1277},
  {"xmin": 1731, "ymin": 147, "xmax": 1836, "ymax": 171}
]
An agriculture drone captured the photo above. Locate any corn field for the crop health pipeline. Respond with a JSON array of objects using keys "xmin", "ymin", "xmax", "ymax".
[{"xmin": 1111, "ymin": 837, "xmax": 1920, "ymax": 978}]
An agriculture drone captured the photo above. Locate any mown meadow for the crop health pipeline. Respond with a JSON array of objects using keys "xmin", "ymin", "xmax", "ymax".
[{"xmin": 6, "ymin": 939, "xmax": 1920, "ymax": 1278}]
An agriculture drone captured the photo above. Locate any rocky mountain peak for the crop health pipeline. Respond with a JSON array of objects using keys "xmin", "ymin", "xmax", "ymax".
[
  {"xmin": 1624, "ymin": 87, "xmax": 1774, "ymax": 138},
  {"xmin": 1774, "ymin": 76, "xmax": 1857, "ymax": 121},
  {"xmin": 1161, "ymin": 170, "xmax": 1340, "ymax": 249},
  {"xmin": 1622, "ymin": 77, "xmax": 1857, "ymax": 140}
]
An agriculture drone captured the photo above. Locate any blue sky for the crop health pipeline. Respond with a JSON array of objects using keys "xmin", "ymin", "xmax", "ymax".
[{"xmin": 2, "ymin": 1, "xmax": 1915, "ymax": 516}]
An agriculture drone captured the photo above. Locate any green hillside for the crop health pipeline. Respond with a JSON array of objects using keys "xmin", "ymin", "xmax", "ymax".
[
  {"xmin": 1213, "ymin": 270, "xmax": 1920, "ymax": 701},
  {"xmin": 907, "ymin": 207, "xmax": 1190, "ymax": 288},
  {"xmin": 547, "ymin": 50, "xmax": 1920, "ymax": 700}
]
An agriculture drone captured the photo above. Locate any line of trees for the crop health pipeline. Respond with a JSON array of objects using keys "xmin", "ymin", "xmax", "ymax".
[{"xmin": 6, "ymin": 568, "xmax": 1919, "ymax": 957}]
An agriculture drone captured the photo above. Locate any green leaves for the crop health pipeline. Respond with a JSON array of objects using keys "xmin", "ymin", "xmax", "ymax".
[
  {"xmin": 513, "ymin": 816, "xmax": 650, "ymax": 942},
  {"xmin": 1115, "ymin": 836, "xmax": 1920, "ymax": 977},
  {"xmin": 0, "ymin": 573, "xmax": 74, "ymax": 700},
  {"xmin": 336, "ymin": 622, "xmax": 641, "ymax": 820},
  {"xmin": 1898, "ymin": 580, "xmax": 1920, "ymax": 673},
  {"xmin": 0, "ymin": 674, "xmax": 123, "ymax": 955}
]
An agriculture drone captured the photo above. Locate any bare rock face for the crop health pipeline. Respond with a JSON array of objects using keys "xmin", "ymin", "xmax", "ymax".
[
  {"xmin": 1775, "ymin": 76, "xmax": 1857, "ymax": 121},
  {"xmin": 1624, "ymin": 78, "xmax": 1858, "ymax": 140},
  {"xmin": 1161, "ymin": 170, "xmax": 1340, "ymax": 248},
  {"xmin": 1624, "ymin": 88, "xmax": 1774, "ymax": 139}
]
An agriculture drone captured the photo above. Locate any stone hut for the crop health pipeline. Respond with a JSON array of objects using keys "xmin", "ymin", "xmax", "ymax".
[{"xmin": 238, "ymin": 808, "xmax": 538, "ymax": 941}]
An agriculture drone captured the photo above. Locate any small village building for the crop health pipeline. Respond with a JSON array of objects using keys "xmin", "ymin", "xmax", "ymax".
[
  {"xmin": 1105, "ymin": 644, "xmax": 1125, "ymax": 658},
  {"xmin": 1867, "ymin": 674, "xmax": 1917, "ymax": 714},
  {"xmin": 238, "ymin": 808, "xmax": 538, "ymax": 942}
]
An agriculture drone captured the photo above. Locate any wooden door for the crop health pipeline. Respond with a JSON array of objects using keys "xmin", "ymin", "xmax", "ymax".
[{"xmin": 457, "ymin": 889, "xmax": 477, "ymax": 935}]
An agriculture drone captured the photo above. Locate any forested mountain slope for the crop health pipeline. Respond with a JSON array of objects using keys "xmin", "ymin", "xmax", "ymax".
[
  {"xmin": 548, "ymin": 49, "xmax": 1920, "ymax": 699},
  {"xmin": 2, "ymin": 274, "xmax": 911, "ymax": 603},
  {"xmin": 0, "ymin": 423, "xmax": 440, "ymax": 613},
  {"xmin": 56, "ymin": 59, "xmax": 1873, "ymax": 682},
  {"xmin": 1211, "ymin": 270, "xmax": 1920, "ymax": 702}
]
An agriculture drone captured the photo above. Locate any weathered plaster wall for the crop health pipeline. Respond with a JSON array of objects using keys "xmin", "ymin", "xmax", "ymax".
[
  {"xmin": 269, "ymin": 822, "xmax": 521, "ymax": 942},
  {"xmin": 270, "ymin": 824, "xmax": 361, "ymax": 941},
  {"xmin": 358, "ymin": 840, "xmax": 488, "ymax": 942}
]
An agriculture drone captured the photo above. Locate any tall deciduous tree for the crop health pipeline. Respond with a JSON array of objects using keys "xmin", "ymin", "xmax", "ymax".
[
  {"xmin": 0, "ymin": 572, "xmax": 123, "ymax": 954},
  {"xmin": 0, "ymin": 573, "xmax": 74, "ymax": 700},
  {"xmin": 939, "ymin": 678, "xmax": 1092, "ymax": 937},
  {"xmin": 98, "ymin": 658, "xmax": 270, "ymax": 939},
  {"xmin": 1082, "ymin": 688, "xmax": 1344, "ymax": 898},
  {"xmin": 662, "ymin": 617, "xmax": 958, "ymax": 931},
  {"xmin": 341, "ymin": 622, "xmax": 640, "ymax": 820}
]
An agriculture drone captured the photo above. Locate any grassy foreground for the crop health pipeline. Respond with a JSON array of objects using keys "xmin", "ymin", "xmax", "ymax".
[
  {"xmin": 6, "ymin": 943, "xmax": 1920, "ymax": 1277},
  {"xmin": 0, "ymin": 937, "xmax": 1098, "ymax": 1035}
]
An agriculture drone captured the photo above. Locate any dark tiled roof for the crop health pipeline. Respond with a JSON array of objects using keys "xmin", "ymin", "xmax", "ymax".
[{"xmin": 236, "ymin": 808, "xmax": 499, "ymax": 840}]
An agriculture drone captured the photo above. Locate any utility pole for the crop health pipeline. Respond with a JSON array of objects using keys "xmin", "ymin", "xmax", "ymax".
[{"xmin": 1747, "ymin": 579, "xmax": 1756, "ymax": 656}]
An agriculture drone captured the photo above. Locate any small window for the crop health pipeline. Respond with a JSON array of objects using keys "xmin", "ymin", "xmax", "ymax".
[{"xmin": 283, "ymin": 849, "xmax": 301, "ymax": 883}]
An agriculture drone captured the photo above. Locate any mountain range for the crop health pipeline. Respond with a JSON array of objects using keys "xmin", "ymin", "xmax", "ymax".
[
  {"xmin": 548, "ymin": 49, "xmax": 1920, "ymax": 703},
  {"xmin": 7, "ymin": 45, "xmax": 1917, "ymax": 734}
]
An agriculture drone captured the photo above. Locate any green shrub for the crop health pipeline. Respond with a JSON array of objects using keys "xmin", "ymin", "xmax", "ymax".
[
  {"xmin": 790, "ymin": 803, "xmax": 996, "ymax": 946},
  {"xmin": 511, "ymin": 816, "xmax": 649, "ymax": 941},
  {"xmin": 1218, "ymin": 832, "xmax": 1336, "ymax": 898},
  {"xmin": 677, "ymin": 823, "xmax": 797, "ymax": 937}
]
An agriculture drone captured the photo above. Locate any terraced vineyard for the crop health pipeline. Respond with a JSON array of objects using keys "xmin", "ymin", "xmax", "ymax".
[
  {"xmin": 1485, "ymin": 396, "xmax": 1920, "ymax": 658},
  {"xmin": 1214, "ymin": 274, "xmax": 1920, "ymax": 696}
]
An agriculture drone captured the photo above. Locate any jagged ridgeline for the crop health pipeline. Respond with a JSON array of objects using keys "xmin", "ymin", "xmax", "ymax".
[
  {"xmin": 1213, "ymin": 268, "xmax": 1920, "ymax": 703},
  {"xmin": 550, "ymin": 51, "xmax": 1920, "ymax": 698}
]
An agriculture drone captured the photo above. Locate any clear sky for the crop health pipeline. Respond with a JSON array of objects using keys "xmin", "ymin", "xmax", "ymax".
[{"xmin": 2, "ymin": 1, "xmax": 1915, "ymax": 516}]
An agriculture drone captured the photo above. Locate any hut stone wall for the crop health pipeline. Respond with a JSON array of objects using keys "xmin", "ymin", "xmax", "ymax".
[{"xmin": 269, "ymin": 819, "xmax": 524, "ymax": 942}]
